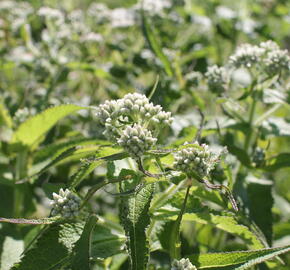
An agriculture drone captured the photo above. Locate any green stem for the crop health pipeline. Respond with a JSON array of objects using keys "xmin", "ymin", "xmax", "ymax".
[
  {"xmin": 170, "ymin": 181, "xmax": 191, "ymax": 259},
  {"xmin": 244, "ymin": 92, "xmax": 258, "ymax": 152}
]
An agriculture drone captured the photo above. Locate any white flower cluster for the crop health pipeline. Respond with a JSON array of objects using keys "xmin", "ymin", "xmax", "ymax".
[
  {"xmin": 229, "ymin": 41, "xmax": 290, "ymax": 73},
  {"xmin": 50, "ymin": 188, "xmax": 81, "ymax": 218},
  {"xmin": 117, "ymin": 124, "xmax": 157, "ymax": 158},
  {"xmin": 264, "ymin": 49, "xmax": 290, "ymax": 74},
  {"xmin": 229, "ymin": 43, "xmax": 265, "ymax": 68},
  {"xmin": 174, "ymin": 142, "xmax": 223, "ymax": 177},
  {"xmin": 205, "ymin": 65, "xmax": 228, "ymax": 94},
  {"xmin": 96, "ymin": 93, "xmax": 173, "ymax": 158},
  {"xmin": 171, "ymin": 258, "xmax": 197, "ymax": 270}
]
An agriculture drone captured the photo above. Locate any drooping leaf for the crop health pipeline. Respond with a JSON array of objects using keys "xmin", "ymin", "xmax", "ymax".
[
  {"xmin": 71, "ymin": 215, "xmax": 97, "ymax": 270},
  {"xmin": 120, "ymin": 174, "xmax": 154, "ymax": 270},
  {"xmin": 12, "ymin": 222, "xmax": 84, "ymax": 270},
  {"xmin": 187, "ymin": 245, "xmax": 290, "ymax": 269},
  {"xmin": 11, "ymin": 104, "xmax": 86, "ymax": 148}
]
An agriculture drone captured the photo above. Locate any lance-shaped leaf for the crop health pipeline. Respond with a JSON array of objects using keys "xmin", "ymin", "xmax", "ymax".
[
  {"xmin": 11, "ymin": 104, "xmax": 86, "ymax": 148},
  {"xmin": 119, "ymin": 173, "xmax": 154, "ymax": 270},
  {"xmin": 187, "ymin": 245, "xmax": 290, "ymax": 269},
  {"xmin": 71, "ymin": 215, "xmax": 97, "ymax": 270}
]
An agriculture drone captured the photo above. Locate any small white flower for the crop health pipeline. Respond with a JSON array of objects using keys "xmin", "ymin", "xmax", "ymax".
[
  {"xmin": 205, "ymin": 65, "xmax": 228, "ymax": 94},
  {"xmin": 50, "ymin": 188, "xmax": 81, "ymax": 218},
  {"xmin": 109, "ymin": 8, "xmax": 135, "ymax": 28}
]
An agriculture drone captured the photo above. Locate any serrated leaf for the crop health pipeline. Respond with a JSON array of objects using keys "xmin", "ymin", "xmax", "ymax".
[
  {"xmin": 12, "ymin": 222, "xmax": 84, "ymax": 270},
  {"xmin": 71, "ymin": 215, "xmax": 97, "ymax": 270},
  {"xmin": 11, "ymin": 104, "xmax": 86, "ymax": 148},
  {"xmin": 120, "ymin": 177, "xmax": 154, "ymax": 270},
  {"xmin": 187, "ymin": 245, "xmax": 290, "ymax": 269},
  {"xmin": 141, "ymin": 12, "xmax": 173, "ymax": 76},
  {"xmin": 153, "ymin": 210, "xmax": 264, "ymax": 249}
]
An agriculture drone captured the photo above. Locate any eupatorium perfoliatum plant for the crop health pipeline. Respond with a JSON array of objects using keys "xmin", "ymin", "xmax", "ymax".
[{"xmin": 1, "ymin": 39, "xmax": 290, "ymax": 269}]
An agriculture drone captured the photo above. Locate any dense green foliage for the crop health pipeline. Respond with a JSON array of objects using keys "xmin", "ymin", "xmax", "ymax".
[{"xmin": 0, "ymin": 0, "xmax": 290, "ymax": 269}]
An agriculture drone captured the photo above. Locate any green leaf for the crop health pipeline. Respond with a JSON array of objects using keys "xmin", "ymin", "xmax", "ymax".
[
  {"xmin": 69, "ymin": 147, "xmax": 127, "ymax": 189},
  {"xmin": 247, "ymin": 178, "xmax": 273, "ymax": 245},
  {"xmin": 120, "ymin": 176, "xmax": 154, "ymax": 270},
  {"xmin": 91, "ymin": 224, "xmax": 126, "ymax": 259},
  {"xmin": 153, "ymin": 209, "xmax": 264, "ymax": 249},
  {"xmin": 0, "ymin": 102, "xmax": 12, "ymax": 128},
  {"xmin": 11, "ymin": 104, "xmax": 86, "ymax": 148},
  {"xmin": 187, "ymin": 245, "xmax": 290, "ymax": 269},
  {"xmin": 12, "ymin": 222, "xmax": 84, "ymax": 270},
  {"xmin": 71, "ymin": 215, "xmax": 97, "ymax": 270},
  {"xmin": 263, "ymin": 153, "xmax": 290, "ymax": 171},
  {"xmin": 141, "ymin": 12, "xmax": 173, "ymax": 76}
]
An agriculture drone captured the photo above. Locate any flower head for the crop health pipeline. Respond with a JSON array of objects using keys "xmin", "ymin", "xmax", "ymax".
[
  {"xmin": 50, "ymin": 188, "xmax": 81, "ymax": 218},
  {"xmin": 96, "ymin": 93, "xmax": 173, "ymax": 157},
  {"xmin": 174, "ymin": 142, "xmax": 225, "ymax": 177},
  {"xmin": 205, "ymin": 65, "xmax": 228, "ymax": 94},
  {"xmin": 171, "ymin": 258, "xmax": 197, "ymax": 270},
  {"xmin": 117, "ymin": 124, "xmax": 157, "ymax": 158},
  {"xmin": 229, "ymin": 44, "xmax": 265, "ymax": 68}
]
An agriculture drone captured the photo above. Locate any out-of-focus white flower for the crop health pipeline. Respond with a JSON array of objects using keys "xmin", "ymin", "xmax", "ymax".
[
  {"xmin": 216, "ymin": 6, "xmax": 237, "ymax": 19},
  {"xmin": 136, "ymin": 0, "xmax": 171, "ymax": 15},
  {"xmin": 191, "ymin": 15, "xmax": 212, "ymax": 32},
  {"xmin": 235, "ymin": 18, "xmax": 257, "ymax": 34},
  {"xmin": 38, "ymin": 7, "xmax": 64, "ymax": 25},
  {"xmin": 171, "ymin": 258, "xmax": 197, "ymax": 270},
  {"xmin": 229, "ymin": 43, "xmax": 265, "ymax": 68},
  {"xmin": 8, "ymin": 46, "xmax": 34, "ymax": 63},
  {"xmin": 81, "ymin": 32, "xmax": 103, "ymax": 43},
  {"xmin": 109, "ymin": 8, "xmax": 136, "ymax": 28},
  {"xmin": 88, "ymin": 3, "xmax": 110, "ymax": 22},
  {"xmin": 205, "ymin": 65, "xmax": 228, "ymax": 94}
]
